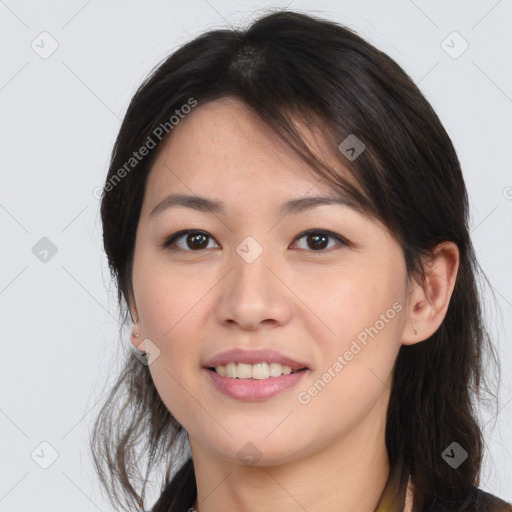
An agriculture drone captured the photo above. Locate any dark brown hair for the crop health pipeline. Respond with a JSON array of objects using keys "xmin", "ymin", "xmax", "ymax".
[{"xmin": 91, "ymin": 9, "xmax": 502, "ymax": 512}]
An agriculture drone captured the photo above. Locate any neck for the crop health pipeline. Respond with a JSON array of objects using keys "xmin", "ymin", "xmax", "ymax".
[{"xmin": 189, "ymin": 398, "xmax": 391, "ymax": 512}]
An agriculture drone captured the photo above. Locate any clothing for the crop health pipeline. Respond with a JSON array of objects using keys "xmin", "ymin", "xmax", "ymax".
[
  {"xmin": 179, "ymin": 481, "xmax": 511, "ymax": 512},
  {"xmin": 375, "ymin": 460, "xmax": 512, "ymax": 512},
  {"xmin": 152, "ymin": 456, "xmax": 512, "ymax": 512}
]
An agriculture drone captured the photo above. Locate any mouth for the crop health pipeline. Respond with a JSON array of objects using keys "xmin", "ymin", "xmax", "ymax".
[
  {"xmin": 203, "ymin": 348, "xmax": 310, "ymax": 379},
  {"xmin": 204, "ymin": 363, "xmax": 309, "ymax": 401},
  {"xmin": 206, "ymin": 362, "xmax": 308, "ymax": 380}
]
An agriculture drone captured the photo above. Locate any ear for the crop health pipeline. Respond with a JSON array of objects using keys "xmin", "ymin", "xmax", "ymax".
[
  {"xmin": 401, "ymin": 241, "xmax": 460, "ymax": 346},
  {"xmin": 128, "ymin": 299, "xmax": 145, "ymax": 351}
]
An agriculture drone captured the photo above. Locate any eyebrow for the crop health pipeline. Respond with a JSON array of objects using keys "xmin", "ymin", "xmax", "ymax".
[{"xmin": 149, "ymin": 193, "xmax": 355, "ymax": 219}]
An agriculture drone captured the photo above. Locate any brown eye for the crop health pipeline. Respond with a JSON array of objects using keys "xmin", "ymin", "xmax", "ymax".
[
  {"xmin": 305, "ymin": 233, "xmax": 329, "ymax": 250},
  {"xmin": 162, "ymin": 228, "xmax": 352, "ymax": 253},
  {"xmin": 162, "ymin": 230, "xmax": 218, "ymax": 251},
  {"xmin": 292, "ymin": 229, "xmax": 351, "ymax": 252}
]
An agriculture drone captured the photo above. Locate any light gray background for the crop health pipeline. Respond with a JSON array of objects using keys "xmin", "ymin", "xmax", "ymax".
[{"xmin": 1, "ymin": 0, "xmax": 511, "ymax": 510}]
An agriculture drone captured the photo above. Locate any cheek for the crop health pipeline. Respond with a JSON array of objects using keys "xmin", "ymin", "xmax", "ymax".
[
  {"xmin": 132, "ymin": 258, "xmax": 209, "ymax": 425},
  {"xmin": 294, "ymin": 262, "xmax": 397, "ymax": 340},
  {"xmin": 294, "ymin": 276, "xmax": 403, "ymax": 432},
  {"xmin": 133, "ymin": 250, "xmax": 202, "ymax": 338},
  {"xmin": 297, "ymin": 262, "xmax": 404, "ymax": 383}
]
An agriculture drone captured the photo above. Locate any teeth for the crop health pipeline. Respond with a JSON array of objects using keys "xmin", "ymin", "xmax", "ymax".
[
  {"xmin": 237, "ymin": 363, "xmax": 252, "ymax": 379},
  {"xmin": 269, "ymin": 362, "xmax": 284, "ymax": 377},
  {"xmin": 252, "ymin": 363, "xmax": 269, "ymax": 380},
  {"xmin": 214, "ymin": 362, "xmax": 296, "ymax": 379},
  {"xmin": 225, "ymin": 362, "xmax": 237, "ymax": 378}
]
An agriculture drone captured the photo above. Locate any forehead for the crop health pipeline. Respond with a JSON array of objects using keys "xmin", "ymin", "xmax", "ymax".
[{"xmin": 142, "ymin": 97, "xmax": 354, "ymax": 208}]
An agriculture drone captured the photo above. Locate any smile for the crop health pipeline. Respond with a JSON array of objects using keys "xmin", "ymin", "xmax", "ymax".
[
  {"xmin": 210, "ymin": 361, "xmax": 306, "ymax": 379},
  {"xmin": 204, "ymin": 367, "xmax": 308, "ymax": 401}
]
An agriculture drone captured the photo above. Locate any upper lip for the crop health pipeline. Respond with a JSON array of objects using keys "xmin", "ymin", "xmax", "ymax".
[{"xmin": 203, "ymin": 348, "xmax": 309, "ymax": 371}]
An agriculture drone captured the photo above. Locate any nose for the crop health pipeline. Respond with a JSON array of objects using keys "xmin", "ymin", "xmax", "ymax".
[{"xmin": 215, "ymin": 243, "xmax": 293, "ymax": 331}]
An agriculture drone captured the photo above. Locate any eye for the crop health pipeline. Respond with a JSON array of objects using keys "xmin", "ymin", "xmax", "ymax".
[
  {"xmin": 161, "ymin": 230, "xmax": 218, "ymax": 252},
  {"xmin": 161, "ymin": 229, "xmax": 352, "ymax": 253},
  {"xmin": 292, "ymin": 229, "xmax": 352, "ymax": 252}
]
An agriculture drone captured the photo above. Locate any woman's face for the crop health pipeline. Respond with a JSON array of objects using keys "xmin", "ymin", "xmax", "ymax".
[{"xmin": 130, "ymin": 97, "xmax": 412, "ymax": 466}]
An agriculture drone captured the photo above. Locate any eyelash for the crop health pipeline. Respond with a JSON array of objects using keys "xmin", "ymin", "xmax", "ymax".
[{"xmin": 161, "ymin": 229, "xmax": 353, "ymax": 253}]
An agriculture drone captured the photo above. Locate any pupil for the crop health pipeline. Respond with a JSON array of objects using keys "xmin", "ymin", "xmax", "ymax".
[
  {"xmin": 309, "ymin": 234, "xmax": 327, "ymax": 250},
  {"xmin": 188, "ymin": 233, "xmax": 208, "ymax": 249}
]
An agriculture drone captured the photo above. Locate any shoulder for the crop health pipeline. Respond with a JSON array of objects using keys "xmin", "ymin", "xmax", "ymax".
[
  {"xmin": 429, "ymin": 488, "xmax": 512, "ymax": 512},
  {"xmin": 469, "ymin": 488, "xmax": 512, "ymax": 512}
]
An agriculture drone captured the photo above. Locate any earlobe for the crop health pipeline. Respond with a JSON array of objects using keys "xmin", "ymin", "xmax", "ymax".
[
  {"xmin": 132, "ymin": 333, "xmax": 145, "ymax": 352},
  {"xmin": 130, "ymin": 325, "xmax": 147, "ymax": 352},
  {"xmin": 401, "ymin": 242, "xmax": 460, "ymax": 346},
  {"xmin": 128, "ymin": 301, "xmax": 145, "ymax": 350}
]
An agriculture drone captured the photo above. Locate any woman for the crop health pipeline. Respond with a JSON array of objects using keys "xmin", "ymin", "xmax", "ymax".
[{"xmin": 91, "ymin": 9, "xmax": 511, "ymax": 512}]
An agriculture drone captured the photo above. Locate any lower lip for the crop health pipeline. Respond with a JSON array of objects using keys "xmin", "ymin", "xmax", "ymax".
[{"xmin": 204, "ymin": 368, "xmax": 308, "ymax": 401}]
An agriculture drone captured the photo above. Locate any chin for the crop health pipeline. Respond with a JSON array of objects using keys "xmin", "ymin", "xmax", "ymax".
[{"xmin": 203, "ymin": 432, "xmax": 308, "ymax": 468}]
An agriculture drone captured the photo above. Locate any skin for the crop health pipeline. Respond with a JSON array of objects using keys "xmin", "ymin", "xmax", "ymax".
[{"xmin": 129, "ymin": 97, "xmax": 459, "ymax": 512}]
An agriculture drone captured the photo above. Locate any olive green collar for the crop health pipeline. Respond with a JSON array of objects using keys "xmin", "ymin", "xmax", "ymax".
[{"xmin": 374, "ymin": 460, "xmax": 409, "ymax": 512}]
